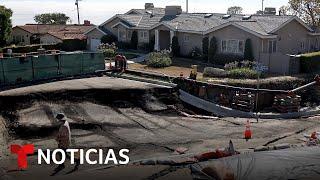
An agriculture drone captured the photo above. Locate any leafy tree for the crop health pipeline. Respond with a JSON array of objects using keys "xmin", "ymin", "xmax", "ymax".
[
  {"xmin": 279, "ymin": 5, "xmax": 294, "ymax": 15},
  {"xmin": 171, "ymin": 36, "xmax": 180, "ymax": 57},
  {"xmin": 227, "ymin": 6, "xmax": 243, "ymax": 14},
  {"xmin": 101, "ymin": 34, "xmax": 117, "ymax": 44},
  {"xmin": 130, "ymin": 31, "xmax": 138, "ymax": 50},
  {"xmin": 244, "ymin": 39, "xmax": 254, "ymax": 61},
  {"xmin": 0, "ymin": 6, "xmax": 13, "ymax": 47},
  {"xmin": 202, "ymin": 37, "xmax": 209, "ymax": 61},
  {"xmin": 281, "ymin": 0, "xmax": 320, "ymax": 27},
  {"xmin": 208, "ymin": 36, "xmax": 217, "ymax": 62},
  {"xmin": 34, "ymin": 13, "xmax": 71, "ymax": 24}
]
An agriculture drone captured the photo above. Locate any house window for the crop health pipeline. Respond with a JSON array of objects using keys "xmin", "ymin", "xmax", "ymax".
[
  {"xmin": 118, "ymin": 30, "xmax": 126, "ymax": 40},
  {"xmin": 184, "ymin": 35, "xmax": 190, "ymax": 42},
  {"xmin": 140, "ymin": 31, "xmax": 148, "ymax": 39},
  {"xmin": 268, "ymin": 40, "xmax": 277, "ymax": 53},
  {"xmin": 221, "ymin": 40, "xmax": 244, "ymax": 54}
]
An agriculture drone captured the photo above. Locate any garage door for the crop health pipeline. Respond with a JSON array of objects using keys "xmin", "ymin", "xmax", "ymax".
[{"xmin": 90, "ymin": 38, "xmax": 101, "ymax": 51}]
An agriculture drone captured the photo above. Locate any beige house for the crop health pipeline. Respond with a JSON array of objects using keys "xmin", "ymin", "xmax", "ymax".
[
  {"xmin": 100, "ymin": 4, "xmax": 320, "ymax": 74},
  {"xmin": 11, "ymin": 23, "xmax": 106, "ymax": 51}
]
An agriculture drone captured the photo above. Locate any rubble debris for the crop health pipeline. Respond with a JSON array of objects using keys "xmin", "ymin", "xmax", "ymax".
[
  {"xmin": 168, "ymin": 105, "xmax": 218, "ymax": 120},
  {"xmin": 232, "ymin": 91, "xmax": 255, "ymax": 112},
  {"xmin": 174, "ymin": 147, "xmax": 188, "ymax": 155},
  {"xmin": 303, "ymin": 132, "xmax": 320, "ymax": 146},
  {"xmin": 273, "ymin": 94, "xmax": 301, "ymax": 113},
  {"xmin": 273, "ymin": 143, "xmax": 290, "ymax": 150},
  {"xmin": 254, "ymin": 146, "xmax": 269, "ymax": 152}
]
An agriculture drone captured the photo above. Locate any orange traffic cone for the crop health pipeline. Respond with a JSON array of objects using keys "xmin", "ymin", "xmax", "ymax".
[{"xmin": 244, "ymin": 120, "xmax": 252, "ymax": 141}]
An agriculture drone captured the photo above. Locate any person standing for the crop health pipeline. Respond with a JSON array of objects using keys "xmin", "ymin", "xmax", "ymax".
[{"xmin": 52, "ymin": 113, "xmax": 79, "ymax": 175}]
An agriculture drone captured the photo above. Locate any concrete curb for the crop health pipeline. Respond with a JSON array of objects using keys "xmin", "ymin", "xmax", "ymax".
[
  {"xmin": 179, "ymin": 90, "xmax": 320, "ymax": 119},
  {"xmin": 109, "ymin": 73, "xmax": 177, "ymax": 88}
]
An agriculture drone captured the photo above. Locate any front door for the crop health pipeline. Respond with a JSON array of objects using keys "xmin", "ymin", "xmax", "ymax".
[{"xmin": 159, "ymin": 30, "xmax": 170, "ymax": 50}]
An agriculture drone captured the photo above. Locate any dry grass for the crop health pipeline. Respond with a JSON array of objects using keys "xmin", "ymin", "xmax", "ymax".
[
  {"xmin": 128, "ymin": 56, "xmax": 310, "ymax": 90},
  {"xmin": 129, "ymin": 57, "xmax": 205, "ymax": 79}
]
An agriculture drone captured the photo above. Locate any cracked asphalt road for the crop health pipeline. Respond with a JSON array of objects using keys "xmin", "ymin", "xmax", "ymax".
[{"xmin": 0, "ymin": 77, "xmax": 320, "ymax": 179}]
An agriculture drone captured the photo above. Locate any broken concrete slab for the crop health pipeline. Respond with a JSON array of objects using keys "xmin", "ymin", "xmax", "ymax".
[
  {"xmin": 273, "ymin": 143, "xmax": 291, "ymax": 150},
  {"xmin": 254, "ymin": 146, "xmax": 269, "ymax": 152}
]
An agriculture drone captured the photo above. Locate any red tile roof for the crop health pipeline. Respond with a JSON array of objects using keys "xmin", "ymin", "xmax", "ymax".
[{"xmin": 15, "ymin": 24, "xmax": 95, "ymax": 40}]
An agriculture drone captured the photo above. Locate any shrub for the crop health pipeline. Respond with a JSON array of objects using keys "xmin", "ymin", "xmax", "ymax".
[
  {"xmin": 203, "ymin": 67, "xmax": 228, "ymax": 78},
  {"xmin": 61, "ymin": 39, "xmax": 86, "ymax": 51},
  {"xmin": 224, "ymin": 61, "xmax": 239, "ymax": 70},
  {"xmin": 244, "ymin": 39, "xmax": 254, "ymax": 61},
  {"xmin": 116, "ymin": 42, "xmax": 131, "ymax": 50},
  {"xmin": 146, "ymin": 51, "xmax": 172, "ymax": 68},
  {"xmin": 224, "ymin": 60, "xmax": 257, "ymax": 70},
  {"xmin": 202, "ymin": 37, "xmax": 209, "ymax": 61},
  {"xmin": 171, "ymin": 36, "xmax": 180, "ymax": 57},
  {"xmin": 130, "ymin": 31, "xmax": 138, "ymax": 50},
  {"xmin": 300, "ymin": 51, "xmax": 320, "ymax": 73},
  {"xmin": 98, "ymin": 43, "xmax": 118, "ymax": 58},
  {"xmin": 208, "ymin": 36, "xmax": 217, "ymax": 62},
  {"xmin": 101, "ymin": 34, "xmax": 117, "ymax": 44},
  {"xmin": 212, "ymin": 53, "xmax": 244, "ymax": 65},
  {"xmin": 228, "ymin": 68, "xmax": 260, "ymax": 79},
  {"xmin": 101, "ymin": 48, "xmax": 116, "ymax": 58},
  {"xmin": 188, "ymin": 47, "xmax": 202, "ymax": 60}
]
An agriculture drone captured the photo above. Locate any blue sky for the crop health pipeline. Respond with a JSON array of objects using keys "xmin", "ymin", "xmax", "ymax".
[{"xmin": 0, "ymin": 0, "xmax": 289, "ymax": 26}]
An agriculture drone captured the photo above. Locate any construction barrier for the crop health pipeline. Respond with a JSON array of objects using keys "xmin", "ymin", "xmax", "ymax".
[
  {"xmin": 32, "ymin": 54, "xmax": 59, "ymax": 80},
  {"xmin": 82, "ymin": 53, "xmax": 105, "ymax": 74},
  {"xmin": 60, "ymin": 53, "xmax": 83, "ymax": 77},
  {"xmin": 0, "ymin": 52, "xmax": 105, "ymax": 86},
  {"xmin": 1, "ymin": 56, "xmax": 33, "ymax": 84}
]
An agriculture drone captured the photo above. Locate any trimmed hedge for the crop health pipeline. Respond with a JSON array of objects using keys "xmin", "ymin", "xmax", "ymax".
[
  {"xmin": 60, "ymin": 39, "xmax": 86, "ymax": 51},
  {"xmin": 101, "ymin": 34, "xmax": 117, "ymax": 44},
  {"xmin": 229, "ymin": 68, "xmax": 260, "ymax": 79},
  {"xmin": 300, "ymin": 51, "xmax": 320, "ymax": 73},
  {"xmin": 203, "ymin": 67, "xmax": 228, "ymax": 78}
]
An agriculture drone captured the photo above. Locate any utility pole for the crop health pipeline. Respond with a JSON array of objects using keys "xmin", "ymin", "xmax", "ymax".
[
  {"xmin": 75, "ymin": 0, "xmax": 80, "ymax": 24},
  {"xmin": 262, "ymin": 0, "xmax": 264, "ymax": 15},
  {"xmin": 186, "ymin": 0, "xmax": 189, "ymax": 13}
]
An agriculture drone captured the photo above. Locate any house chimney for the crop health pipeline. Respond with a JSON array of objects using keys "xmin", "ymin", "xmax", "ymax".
[
  {"xmin": 84, "ymin": 20, "xmax": 91, "ymax": 25},
  {"xmin": 264, "ymin": 7, "xmax": 276, "ymax": 15},
  {"xmin": 145, "ymin": 3, "xmax": 154, "ymax": 10},
  {"xmin": 165, "ymin": 6, "xmax": 182, "ymax": 16}
]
